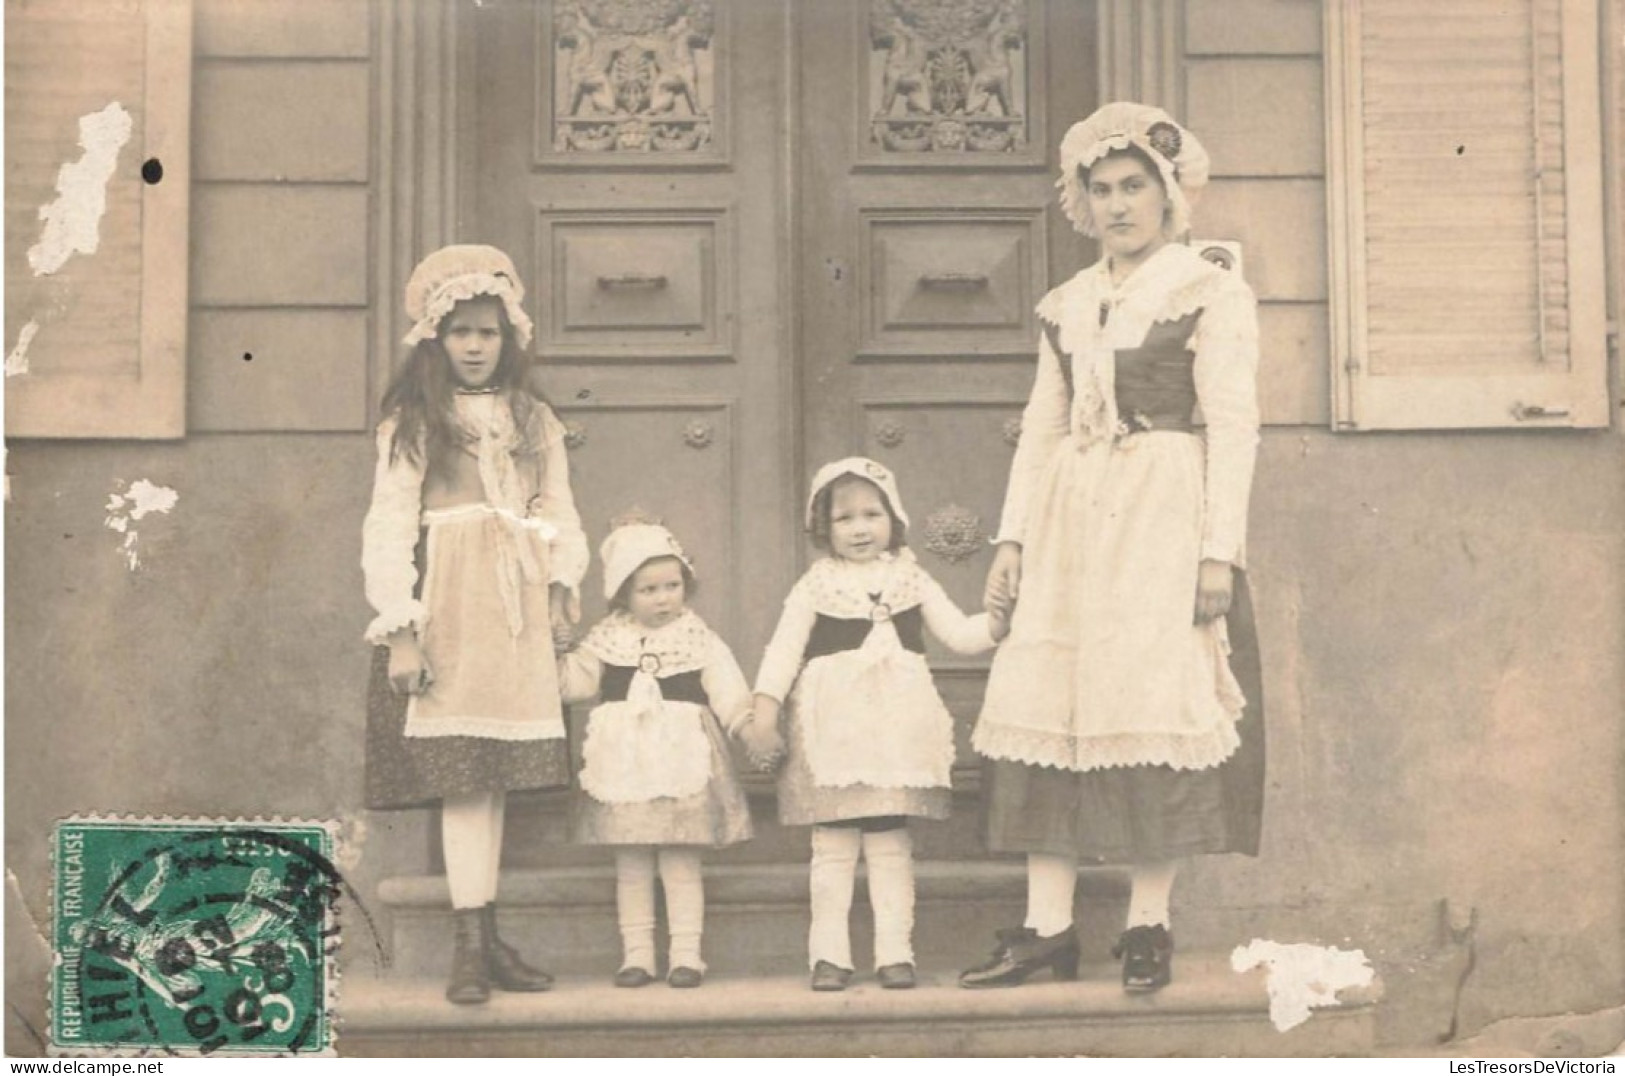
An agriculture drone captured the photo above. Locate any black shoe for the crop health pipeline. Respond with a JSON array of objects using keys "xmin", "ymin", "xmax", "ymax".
[
  {"xmin": 479, "ymin": 904, "xmax": 553, "ymax": 992},
  {"xmin": 614, "ymin": 966, "xmax": 656, "ymax": 988},
  {"xmin": 1113, "ymin": 924, "xmax": 1174, "ymax": 993},
  {"xmin": 877, "ymin": 963, "xmax": 917, "ymax": 990},
  {"xmin": 959, "ymin": 925, "xmax": 1080, "ymax": 989},
  {"xmin": 667, "ymin": 966, "xmax": 704, "ymax": 989},
  {"xmin": 810, "ymin": 960, "xmax": 853, "ymax": 992},
  {"xmin": 445, "ymin": 909, "xmax": 491, "ymax": 1005}
]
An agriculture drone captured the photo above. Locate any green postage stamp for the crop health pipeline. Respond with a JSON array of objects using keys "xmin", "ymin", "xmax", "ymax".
[{"xmin": 51, "ymin": 818, "xmax": 341, "ymax": 1056}]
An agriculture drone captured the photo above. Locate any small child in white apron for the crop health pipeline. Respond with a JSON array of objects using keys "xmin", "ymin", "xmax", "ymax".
[
  {"xmin": 747, "ymin": 458, "xmax": 1008, "ymax": 991},
  {"xmin": 559, "ymin": 524, "xmax": 754, "ymax": 988}
]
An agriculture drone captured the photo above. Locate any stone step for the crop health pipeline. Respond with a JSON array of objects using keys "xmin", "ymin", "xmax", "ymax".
[
  {"xmin": 339, "ymin": 955, "xmax": 1380, "ymax": 1057},
  {"xmin": 375, "ymin": 861, "xmax": 1128, "ymax": 980},
  {"xmin": 457, "ymin": 788, "xmax": 994, "ymax": 869}
]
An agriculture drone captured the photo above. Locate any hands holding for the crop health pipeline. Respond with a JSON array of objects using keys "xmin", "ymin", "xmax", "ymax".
[
  {"xmin": 738, "ymin": 695, "xmax": 787, "ymax": 774},
  {"xmin": 985, "ymin": 542, "xmax": 1022, "ymax": 626},
  {"xmin": 550, "ymin": 582, "xmax": 580, "ymax": 652}
]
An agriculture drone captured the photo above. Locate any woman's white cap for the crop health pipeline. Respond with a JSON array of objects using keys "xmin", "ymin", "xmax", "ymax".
[
  {"xmin": 804, "ymin": 457, "xmax": 910, "ymax": 531},
  {"xmin": 1056, "ymin": 101, "xmax": 1210, "ymax": 239},
  {"xmin": 601, "ymin": 523, "xmax": 695, "ymax": 602},
  {"xmin": 403, "ymin": 244, "xmax": 535, "ymax": 349}
]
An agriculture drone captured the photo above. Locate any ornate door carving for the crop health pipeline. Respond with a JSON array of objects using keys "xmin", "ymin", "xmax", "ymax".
[
  {"xmin": 797, "ymin": 0, "xmax": 1095, "ymax": 773},
  {"xmin": 469, "ymin": 0, "xmax": 1095, "ymax": 786}
]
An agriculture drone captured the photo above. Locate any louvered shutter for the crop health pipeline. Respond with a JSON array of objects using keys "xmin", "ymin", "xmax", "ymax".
[
  {"xmin": 1327, "ymin": 0, "xmax": 1608, "ymax": 429},
  {"xmin": 4, "ymin": 0, "xmax": 193, "ymax": 438}
]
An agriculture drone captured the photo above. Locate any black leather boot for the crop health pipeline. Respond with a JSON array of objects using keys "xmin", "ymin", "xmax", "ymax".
[
  {"xmin": 1113, "ymin": 923, "xmax": 1173, "ymax": 993},
  {"xmin": 959, "ymin": 925, "xmax": 1081, "ymax": 988},
  {"xmin": 480, "ymin": 903, "xmax": 553, "ymax": 992},
  {"xmin": 445, "ymin": 909, "xmax": 491, "ymax": 1005}
]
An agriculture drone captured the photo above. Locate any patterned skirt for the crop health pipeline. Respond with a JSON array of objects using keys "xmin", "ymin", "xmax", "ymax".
[{"xmin": 365, "ymin": 646, "xmax": 571, "ymax": 810}]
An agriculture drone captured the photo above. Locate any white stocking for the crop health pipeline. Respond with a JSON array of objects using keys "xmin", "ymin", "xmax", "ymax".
[
  {"xmin": 808, "ymin": 826, "xmax": 861, "ymax": 970},
  {"xmin": 1127, "ymin": 860, "xmax": 1178, "ymax": 929},
  {"xmin": 442, "ymin": 792, "xmax": 501, "ymax": 910},
  {"xmin": 615, "ymin": 847, "xmax": 657, "ymax": 972},
  {"xmin": 862, "ymin": 828, "xmax": 915, "ymax": 969},
  {"xmin": 1024, "ymin": 852, "xmax": 1078, "ymax": 938},
  {"xmin": 658, "ymin": 849, "xmax": 706, "ymax": 971}
]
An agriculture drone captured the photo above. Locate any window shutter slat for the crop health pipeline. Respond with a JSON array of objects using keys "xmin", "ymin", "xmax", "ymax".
[
  {"xmin": 1328, "ymin": 0, "xmax": 1608, "ymax": 429},
  {"xmin": 3, "ymin": 0, "xmax": 192, "ymax": 439}
]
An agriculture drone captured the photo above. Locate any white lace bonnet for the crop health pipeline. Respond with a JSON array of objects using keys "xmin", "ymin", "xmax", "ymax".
[
  {"xmin": 402, "ymin": 244, "xmax": 536, "ymax": 349},
  {"xmin": 601, "ymin": 523, "xmax": 696, "ymax": 602},
  {"xmin": 804, "ymin": 457, "xmax": 911, "ymax": 531},
  {"xmin": 1057, "ymin": 101, "xmax": 1210, "ymax": 239}
]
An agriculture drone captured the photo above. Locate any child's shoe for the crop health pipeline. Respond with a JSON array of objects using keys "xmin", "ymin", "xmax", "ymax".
[
  {"xmin": 667, "ymin": 966, "xmax": 704, "ymax": 989},
  {"xmin": 876, "ymin": 962, "xmax": 916, "ymax": 990},
  {"xmin": 810, "ymin": 960, "xmax": 853, "ymax": 992},
  {"xmin": 614, "ymin": 966, "xmax": 656, "ymax": 988}
]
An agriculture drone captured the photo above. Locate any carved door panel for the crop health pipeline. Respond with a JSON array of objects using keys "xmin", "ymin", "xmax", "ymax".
[
  {"xmin": 471, "ymin": 0, "xmax": 797, "ymax": 657},
  {"xmin": 467, "ymin": 0, "xmax": 1096, "ymax": 807},
  {"xmin": 795, "ymin": 0, "xmax": 1096, "ymax": 761}
]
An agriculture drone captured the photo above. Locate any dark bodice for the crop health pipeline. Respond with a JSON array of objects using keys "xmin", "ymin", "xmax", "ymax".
[
  {"xmin": 803, "ymin": 606, "xmax": 926, "ymax": 662},
  {"xmin": 1042, "ymin": 309, "xmax": 1202, "ymax": 431},
  {"xmin": 600, "ymin": 664, "xmax": 709, "ymax": 706}
]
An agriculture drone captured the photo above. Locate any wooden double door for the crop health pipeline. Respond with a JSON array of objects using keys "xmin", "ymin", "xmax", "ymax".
[{"xmin": 469, "ymin": 0, "xmax": 1095, "ymax": 691}]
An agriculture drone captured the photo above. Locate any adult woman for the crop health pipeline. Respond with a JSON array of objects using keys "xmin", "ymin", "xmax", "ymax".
[{"xmin": 960, "ymin": 102, "xmax": 1265, "ymax": 993}]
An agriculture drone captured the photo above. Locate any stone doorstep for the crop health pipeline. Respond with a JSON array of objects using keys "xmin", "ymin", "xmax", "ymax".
[
  {"xmin": 371, "ymin": 861, "xmax": 1131, "ymax": 978},
  {"xmin": 377, "ymin": 860, "xmax": 1129, "ymax": 908},
  {"xmin": 338, "ymin": 956, "xmax": 1381, "ymax": 1058}
]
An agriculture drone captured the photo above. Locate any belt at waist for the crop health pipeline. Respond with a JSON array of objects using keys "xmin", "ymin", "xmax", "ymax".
[{"xmin": 1116, "ymin": 408, "xmax": 1196, "ymax": 433}]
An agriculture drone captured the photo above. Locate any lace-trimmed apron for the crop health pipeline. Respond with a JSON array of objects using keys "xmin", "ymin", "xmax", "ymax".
[
  {"xmin": 777, "ymin": 597, "xmax": 954, "ymax": 827},
  {"xmin": 570, "ymin": 658, "xmax": 753, "ymax": 848},
  {"xmin": 980, "ymin": 307, "xmax": 1266, "ymax": 860}
]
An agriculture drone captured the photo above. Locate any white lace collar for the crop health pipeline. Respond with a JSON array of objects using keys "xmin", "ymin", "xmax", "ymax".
[
  {"xmin": 581, "ymin": 608, "xmax": 713, "ymax": 676},
  {"xmin": 795, "ymin": 550, "xmax": 926, "ymax": 619}
]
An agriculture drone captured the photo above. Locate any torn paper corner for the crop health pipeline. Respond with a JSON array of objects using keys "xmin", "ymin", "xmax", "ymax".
[
  {"xmin": 103, "ymin": 479, "xmax": 179, "ymax": 571},
  {"xmin": 27, "ymin": 102, "xmax": 134, "ymax": 276},
  {"xmin": 1230, "ymin": 939, "xmax": 1377, "ymax": 1032},
  {"xmin": 6, "ymin": 320, "xmax": 40, "ymax": 377}
]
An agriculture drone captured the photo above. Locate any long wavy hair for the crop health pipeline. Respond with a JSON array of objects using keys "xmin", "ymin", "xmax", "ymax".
[{"xmin": 378, "ymin": 296, "xmax": 542, "ymax": 479}]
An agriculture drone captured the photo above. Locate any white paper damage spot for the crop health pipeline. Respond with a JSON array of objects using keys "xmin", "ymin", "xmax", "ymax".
[
  {"xmin": 6, "ymin": 320, "xmax": 40, "ymax": 377},
  {"xmin": 103, "ymin": 479, "xmax": 179, "ymax": 571},
  {"xmin": 1231, "ymin": 939, "xmax": 1375, "ymax": 1032},
  {"xmin": 28, "ymin": 102, "xmax": 133, "ymax": 276}
]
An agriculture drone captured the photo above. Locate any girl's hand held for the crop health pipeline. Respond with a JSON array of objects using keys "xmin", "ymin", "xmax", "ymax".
[
  {"xmin": 386, "ymin": 632, "xmax": 432, "ymax": 695},
  {"xmin": 985, "ymin": 541, "xmax": 1023, "ymax": 617},
  {"xmin": 1194, "ymin": 558, "xmax": 1234, "ymax": 623}
]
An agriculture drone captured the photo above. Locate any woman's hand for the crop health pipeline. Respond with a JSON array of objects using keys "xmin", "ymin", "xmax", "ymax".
[
  {"xmin": 985, "ymin": 541, "xmax": 1023, "ymax": 619},
  {"xmin": 739, "ymin": 696, "xmax": 787, "ymax": 773},
  {"xmin": 549, "ymin": 583, "xmax": 579, "ymax": 652},
  {"xmin": 987, "ymin": 603, "xmax": 1011, "ymax": 643},
  {"xmin": 386, "ymin": 632, "xmax": 433, "ymax": 695},
  {"xmin": 1193, "ymin": 559, "xmax": 1234, "ymax": 623}
]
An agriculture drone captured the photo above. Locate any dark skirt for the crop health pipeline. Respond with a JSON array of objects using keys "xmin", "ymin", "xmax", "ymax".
[
  {"xmin": 984, "ymin": 573, "xmax": 1265, "ymax": 861},
  {"xmin": 364, "ymin": 645, "xmax": 571, "ymax": 811}
]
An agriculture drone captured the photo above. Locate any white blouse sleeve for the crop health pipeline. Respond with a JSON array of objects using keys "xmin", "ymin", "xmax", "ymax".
[
  {"xmin": 360, "ymin": 418, "xmax": 429, "ymax": 645},
  {"xmin": 995, "ymin": 318, "xmax": 1072, "ymax": 545},
  {"xmin": 918, "ymin": 573, "xmax": 998, "ymax": 655},
  {"xmin": 752, "ymin": 586, "xmax": 818, "ymax": 704},
  {"xmin": 534, "ymin": 406, "xmax": 590, "ymax": 595},
  {"xmin": 557, "ymin": 647, "xmax": 604, "ymax": 704},
  {"xmin": 701, "ymin": 635, "xmax": 755, "ymax": 733},
  {"xmin": 1191, "ymin": 272, "xmax": 1261, "ymax": 567}
]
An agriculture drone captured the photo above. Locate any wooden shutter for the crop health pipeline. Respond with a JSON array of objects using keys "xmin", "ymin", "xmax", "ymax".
[
  {"xmin": 1327, "ymin": 0, "xmax": 1608, "ymax": 429},
  {"xmin": 4, "ymin": 0, "xmax": 192, "ymax": 438}
]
